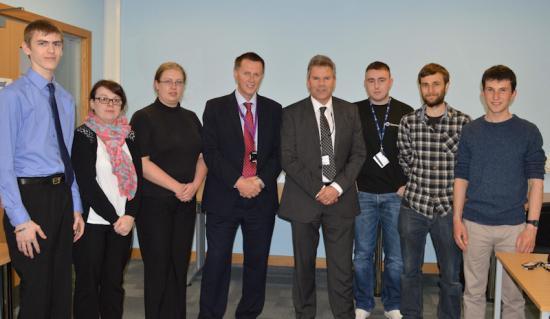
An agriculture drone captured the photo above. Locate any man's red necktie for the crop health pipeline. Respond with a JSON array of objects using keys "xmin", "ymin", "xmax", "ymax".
[{"xmin": 242, "ymin": 102, "xmax": 256, "ymax": 177}]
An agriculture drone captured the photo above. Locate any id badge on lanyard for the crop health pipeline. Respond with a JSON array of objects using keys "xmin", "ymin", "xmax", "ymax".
[{"xmin": 370, "ymin": 99, "xmax": 391, "ymax": 168}]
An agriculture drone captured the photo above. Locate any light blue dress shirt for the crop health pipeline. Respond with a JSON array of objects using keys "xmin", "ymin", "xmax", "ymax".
[{"xmin": 0, "ymin": 68, "xmax": 83, "ymax": 227}]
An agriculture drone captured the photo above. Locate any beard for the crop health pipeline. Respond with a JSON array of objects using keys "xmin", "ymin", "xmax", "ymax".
[{"xmin": 422, "ymin": 92, "xmax": 446, "ymax": 107}]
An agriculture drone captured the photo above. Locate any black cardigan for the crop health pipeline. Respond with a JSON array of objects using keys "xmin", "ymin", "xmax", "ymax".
[{"xmin": 71, "ymin": 124, "xmax": 142, "ymax": 224}]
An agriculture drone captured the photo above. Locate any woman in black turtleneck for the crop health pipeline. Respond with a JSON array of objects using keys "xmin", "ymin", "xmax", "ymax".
[{"xmin": 130, "ymin": 62, "xmax": 207, "ymax": 319}]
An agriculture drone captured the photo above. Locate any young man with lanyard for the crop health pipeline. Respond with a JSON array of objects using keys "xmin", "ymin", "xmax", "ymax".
[
  {"xmin": 354, "ymin": 61, "xmax": 413, "ymax": 319},
  {"xmin": 453, "ymin": 65, "xmax": 546, "ymax": 319},
  {"xmin": 397, "ymin": 63, "xmax": 470, "ymax": 319},
  {"xmin": 0, "ymin": 20, "xmax": 84, "ymax": 318}
]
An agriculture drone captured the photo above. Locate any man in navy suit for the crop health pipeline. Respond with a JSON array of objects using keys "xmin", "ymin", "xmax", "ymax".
[{"xmin": 199, "ymin": 52, "xmax": 282, "ymax": 319}]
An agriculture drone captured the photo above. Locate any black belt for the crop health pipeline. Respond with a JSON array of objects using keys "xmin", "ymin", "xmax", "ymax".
[{"xmin": 17, "ymin": 174, "xmax": 65, "ymax": 186}]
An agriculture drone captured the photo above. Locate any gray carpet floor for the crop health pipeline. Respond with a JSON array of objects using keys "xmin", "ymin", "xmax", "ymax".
[{"xmin": 121, "ymin": 260, "xmax": 540, "ymax": 319}]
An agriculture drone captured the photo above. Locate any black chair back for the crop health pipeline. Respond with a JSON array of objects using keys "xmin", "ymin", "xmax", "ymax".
[{"xmin": 534, "ymin": 203, "xmax": 550, "ymax": 253}]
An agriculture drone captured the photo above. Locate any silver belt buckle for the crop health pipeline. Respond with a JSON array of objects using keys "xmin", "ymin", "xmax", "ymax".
[{"xmin": 52, "ymin": 176, "xmax": 62, "ymax": 185}]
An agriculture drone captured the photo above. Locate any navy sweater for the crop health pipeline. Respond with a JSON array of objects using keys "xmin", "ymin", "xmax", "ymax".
[{"xmin": 455, "ymin": 115, "xmax": 546, "ymax": 225}]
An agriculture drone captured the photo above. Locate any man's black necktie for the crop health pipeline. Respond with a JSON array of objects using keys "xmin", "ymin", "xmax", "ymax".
[
  {"xmin": 320, "ymin": 106, "xmax": 336, "ymax": 181},
  {"xmin": 47, "ymin": 83, "xmax": 74, "ymax": 186}
]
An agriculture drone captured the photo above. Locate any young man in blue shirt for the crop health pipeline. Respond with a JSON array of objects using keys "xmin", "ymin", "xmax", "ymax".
[
  {"xmin": 453, "ymin": 65, "xmax": 546, "ymax": 319},
  {"xmin": 0, "ymin": 19, "xmax": 84, "ymax": 318}
]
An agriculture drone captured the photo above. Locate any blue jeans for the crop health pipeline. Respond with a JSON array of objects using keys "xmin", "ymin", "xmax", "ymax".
[
  {"xmin": 353, "ymin": 191, "xmax": 403, "ymax": 312},
  {"xmin": 398, "ymin": 203, "xmax": 462, "ymax": 319}
]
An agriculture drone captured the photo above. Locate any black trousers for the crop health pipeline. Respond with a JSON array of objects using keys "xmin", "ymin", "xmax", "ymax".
[
  {"xmin": 3, "ymin": 182, "xmax": 74, "ymax": 319},
  {"xmin": 199, "ymin": 199, "xmax": 275, "ymax": 319},
  {"xmin": 291, "ymin": 214, "xmax": 355, "ymax": 319},
  {"xmin": 73, "ymin": 223, "xmax": 133, "ymax": 319},
  {"xmin": 136, "ymin": 196, "xmax": 196, "ymax": 319}
]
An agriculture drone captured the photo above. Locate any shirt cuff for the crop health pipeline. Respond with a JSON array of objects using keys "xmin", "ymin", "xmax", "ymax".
[
  {"xmin": 330, "ymin": 182, "xmax": 343, "ymax": 196},
  {"xmin": 7, "ymin": 207, "xmax": 31, "ymax": 227},
  {"xmin": 71, "ymin": 191, "xmax": 83, "ymax": 213}
]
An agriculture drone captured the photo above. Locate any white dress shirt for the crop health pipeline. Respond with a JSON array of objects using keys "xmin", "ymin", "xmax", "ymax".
[
  {"xmin": 310, "ymin": 96, "xmax": 342, "ymax": 195},
  {"xmin": 234, "ymin": 89, "xmax": 264, "ymax": 188},
  {"xmin": 235, "ymin": 89, "xmax": 258, "ymax": 148}
]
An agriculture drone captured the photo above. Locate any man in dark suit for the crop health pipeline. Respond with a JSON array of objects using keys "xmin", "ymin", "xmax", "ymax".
[
  {"xmin": 279, "ymin": 55, "xmax": 366, "ymax": 319},
  {"xmin": 199, "ymin": 52, "xmax": 282, "ymax": 319}
]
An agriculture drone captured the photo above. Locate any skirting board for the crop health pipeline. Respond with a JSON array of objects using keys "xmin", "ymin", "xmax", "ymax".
[{"xmin": 130, "ymin": 248, "xmax": 440, "ymax": 274}]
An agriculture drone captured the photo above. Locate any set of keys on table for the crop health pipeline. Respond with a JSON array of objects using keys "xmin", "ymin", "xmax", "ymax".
[{"xmin": 521, "ymin": 255, "xmax": 550, "ymax": 271}]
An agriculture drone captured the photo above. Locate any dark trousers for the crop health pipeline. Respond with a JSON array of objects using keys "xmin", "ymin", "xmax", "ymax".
[
  {"xmin": 3, "ymin": 182, "xmax": 74, "ymax": 319},
  {"xmin": 136, "ymin": 196, "xmax": 196, "ymax": 319},
  {"xmin": 199, "ymin": 199, "xmax": 275, "ymax": 319},
  {"xmin": 291, "ymin": 214, "xmax": 355, "ymax": 319},
  {"xmin": 73, "ymin": 223, "xmax": 133, "ymax": 319},
  {"xmin": 398, "ymin": 203, "xmax": 462, "ymax": 319}
]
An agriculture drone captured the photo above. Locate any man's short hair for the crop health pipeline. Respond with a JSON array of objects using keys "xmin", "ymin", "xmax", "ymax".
[
  {"xmin": 24, "ymin": 19, "xmax": 63, "ymax": 46},
  {"xmin": 307, "ymin": 55, "xmax": 336, "ymax": 77},
  {"xmin": 418, "ymin": 63, "xmax": 449, "ymax": 84},
  {"xmin": 154, "ymin": 62, "xmax": 187, "ymax": 84},
  {"xmin": 234, "ymin": 52, "xmax": 265, "ymax": 71},
  {"xmin": 481, "ymin": 65, "xmax": 517, "ymax": 91},
  {"xmin": 89, "ymin": 80, "xmax": 128, "ymax": 112},
  {"xmin": 366, "ymin": 61, "xmax": 390, "ymax": 74}
]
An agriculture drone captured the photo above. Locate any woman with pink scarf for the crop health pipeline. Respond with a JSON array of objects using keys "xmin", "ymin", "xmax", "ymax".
[{"xmin": 71, "ymin": 80, "xmax": 142, "ymax": 319}]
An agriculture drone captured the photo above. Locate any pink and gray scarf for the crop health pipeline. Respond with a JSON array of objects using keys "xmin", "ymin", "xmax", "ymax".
[{"xmin": 85, "ymin": 112, "xmax": 137, "ymax": 200}]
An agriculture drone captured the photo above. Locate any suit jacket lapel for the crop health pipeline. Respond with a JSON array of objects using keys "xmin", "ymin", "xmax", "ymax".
[
  {"xmin": 256, "ymin": 95, "xmax": 267, "ymax": 165},
  {"xmin": 303, "ymin": 98, "xmax": 321, "ymax": 159},
  {"xmin": 332, "ymin": 100, "xmax": 343, "ymax": 156},
  {"xmin": 228, "ymin": 92, "xmax": 245, "ymax": 154}
]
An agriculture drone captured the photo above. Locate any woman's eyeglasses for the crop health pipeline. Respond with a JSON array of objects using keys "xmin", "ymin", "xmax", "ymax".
[
  {"xmin": 94, "ymin": 97, "xmax": 123, "ymax": 106},
  {"xmin": 158, "ymin": 80, "xmax": 184, "ymax": 87}
]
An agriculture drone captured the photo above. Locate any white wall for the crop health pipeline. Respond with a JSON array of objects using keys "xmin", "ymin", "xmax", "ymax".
[{"xmin": 116, "ymin": 0, "xmax": 550, "ymax": 261}]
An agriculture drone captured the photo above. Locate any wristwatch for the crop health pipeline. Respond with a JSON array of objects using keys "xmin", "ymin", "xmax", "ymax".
[{"xmin": 526, "ymin": 220, "xmax": 539, "ymax": 227}]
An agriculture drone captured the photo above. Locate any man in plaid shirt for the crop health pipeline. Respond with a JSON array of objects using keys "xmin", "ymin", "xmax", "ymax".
[{"xmin": 397, "ymin": 63, "xmax": 471, "ymax": 319}]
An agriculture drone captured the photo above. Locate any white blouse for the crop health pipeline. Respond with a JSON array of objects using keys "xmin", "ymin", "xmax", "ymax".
[{"xmin": 87, "ymin": 139, "xmax": 132, "ymax": 225}]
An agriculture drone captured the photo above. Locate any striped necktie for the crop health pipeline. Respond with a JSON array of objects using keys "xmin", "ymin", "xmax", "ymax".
[{"xmin": 319, "ymin": 106, "xmax": 335, "ymax": 180}]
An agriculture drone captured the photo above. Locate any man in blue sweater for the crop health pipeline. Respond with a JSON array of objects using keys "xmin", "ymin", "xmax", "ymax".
[{"xmin": 453, "ymin": 65, "xmax": 546, "ymax": 319}]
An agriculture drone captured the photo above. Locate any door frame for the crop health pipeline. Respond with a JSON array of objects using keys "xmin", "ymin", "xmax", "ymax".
[{"xmin": 0, "ymin": 2, "xmax": 92, "ymax": 119}]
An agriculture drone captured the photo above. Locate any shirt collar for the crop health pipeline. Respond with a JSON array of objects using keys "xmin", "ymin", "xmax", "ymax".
[
  {"xmin": 25, "ymin": 68, "xmax": 55, "ymax": 90},
  {"xmin": 310, "ymin": 96, "xmax": 333, "ymax": 112},
  {"xmin": 418, "ymin": 102, "xmax": 454, "ymax": 120},
  {"xmin": 235, "ymin": 89, "xmax": 257, "ymax": 108},
  {"xmin": 368, "ymin": 96, "xmax": 392, "ymax": 106}
]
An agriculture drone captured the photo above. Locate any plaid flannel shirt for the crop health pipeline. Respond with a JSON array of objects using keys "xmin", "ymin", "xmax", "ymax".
[{"xmin": 397, "ymin": 104, "xmax": 471, "ymax": 218}]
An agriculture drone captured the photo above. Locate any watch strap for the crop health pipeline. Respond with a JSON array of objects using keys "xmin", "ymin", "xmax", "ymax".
[{"xmin": 526, "ymin": 220, "xmax": 539, "ymax": 227}]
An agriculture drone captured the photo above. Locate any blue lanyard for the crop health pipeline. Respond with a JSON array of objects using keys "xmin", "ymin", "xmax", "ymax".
[
  {"xmin": 237, "ymin": 102, "xmax": 258, "ymax": 144},
  {"xmin": 370, "ymin": 98, "xmax": 391, "ymax": 151}
]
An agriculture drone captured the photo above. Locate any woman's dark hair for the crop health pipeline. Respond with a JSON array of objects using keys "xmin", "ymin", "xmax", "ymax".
[{"xmin": 89, "ymin": 80, "xmax": 128, "ymax": 111}]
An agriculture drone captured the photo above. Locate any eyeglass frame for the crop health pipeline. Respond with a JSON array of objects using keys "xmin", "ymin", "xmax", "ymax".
[
  {"xmin": 93, "ymin": 96, "xmax": 123, "ymax": 106},
  {"xmin": 157, "ymin": 79, "xmax": 185, "ymax": 87}
]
